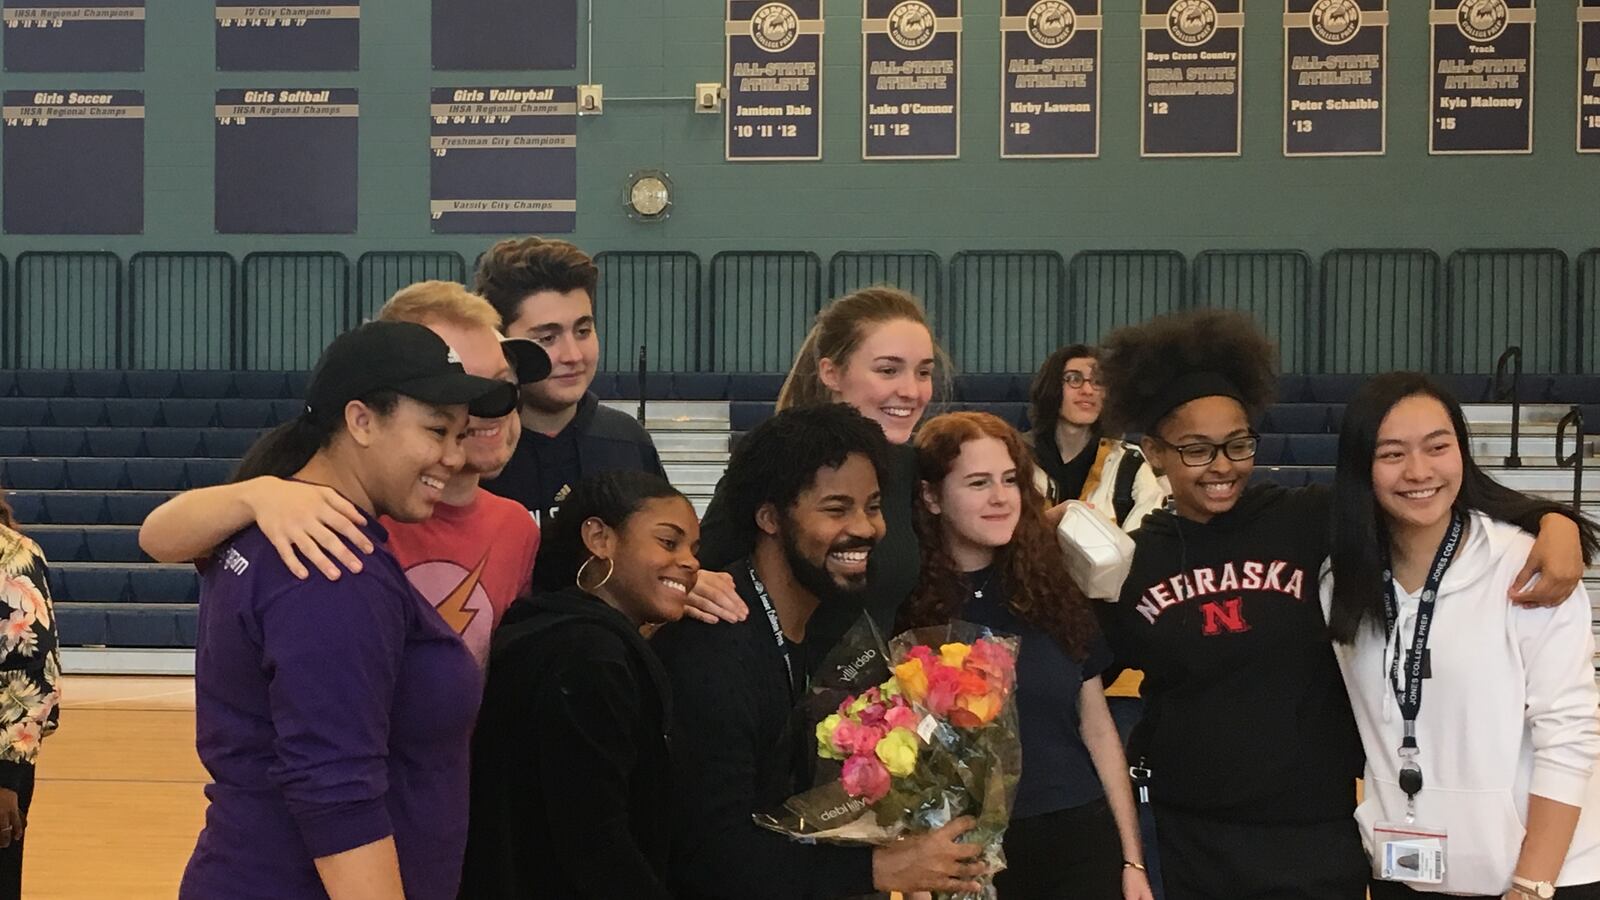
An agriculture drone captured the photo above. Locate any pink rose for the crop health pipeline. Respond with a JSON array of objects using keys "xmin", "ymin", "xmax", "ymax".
[
  {"xmin": 966, "ymin": 639, "xmax": 1017, "ymax": 695},
  {"xmin": 831, "ymin": 719, "xmax": 887, "ymax": 757},
  {"xmin": 883, "ymin": 703, "xmax": 919, "ymax": 732},
  {"xmin": 924, "ymin": 664, "xmax": 962, "ymax": 716},
  {"xmin": 841, "ymin": 753, "xmax": 892, "ymax": 803},
  {"xmin": 858, "ymin": 701, "xmax": 888, "ymax": 729}
]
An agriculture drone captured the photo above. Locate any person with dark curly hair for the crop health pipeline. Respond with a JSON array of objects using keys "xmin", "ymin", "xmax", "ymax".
[
  {"xmin": 1027, "ymin": 344, "xmax": 1167, "ymax": 532},
  {"xmin": 1093, "ymin": 309, "xmax": 1590, "ymax": 900},
  {"xmin": 901, "ymin": 411, "xmax": 1153, "ymax": 900}
]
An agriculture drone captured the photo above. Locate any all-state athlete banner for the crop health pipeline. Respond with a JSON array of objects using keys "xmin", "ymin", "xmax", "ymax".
[
  {"xmin": 863, "ymin": 0, "xmax": 961, "ymax": 160},
  {"xmin": 432, "ymin": 0, "xmax": 576, "ymax": 70},
  {"xmin": 216, "ymin": 2, "xmax": 359, "ymax": 71},
  {"xmin": 2, "ymin": 89, "xmax": 143, "ymax": 233},
  {"xmin": 1001, "ymin": 0, "xmax": 1101, "ymax": 158},
  {"xmin": 215, "ymin": 88, "xmax": 358, "ymax": 234},
  {"xmin": 430, "ymin": 86, "xmax": 578, "ymax": 234},
  {"xmin": 726, "ymin": 0, "xmax": 825, "ymax": 161},
  {"xmin": 1283, "ymin": 0, "xmax": 1387, "ymax": 156},
  {"xmin": 1141, "ymin": 0, "xmax": 1244, "ymax": 157},
  {"xmin": 1577, "ymin": 0, "xmax": 1600, "ymax": 152},
  {"xmin": 1429, "ymin": 0, "xmax": 1535, "ymax": 154},
  {"xmin": 2, "ymin": 1, "xmax": 143, "ymax": 72}
]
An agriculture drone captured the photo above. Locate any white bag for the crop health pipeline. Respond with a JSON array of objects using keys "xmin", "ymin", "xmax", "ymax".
[{"xmin": 1055, "ymin": 500, "xmax": 1136, "ymax": 600}]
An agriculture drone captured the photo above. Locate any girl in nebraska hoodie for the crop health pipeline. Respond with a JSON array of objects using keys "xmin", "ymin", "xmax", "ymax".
[{"xmin": 1323, "ymin": 373, "xmax": 1600, "ymax": 898}]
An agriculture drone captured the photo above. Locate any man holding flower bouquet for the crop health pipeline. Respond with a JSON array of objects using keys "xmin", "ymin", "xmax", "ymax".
[{"xmin": 653, "ymin": 404, "xmax": 987, "ymax": 899}]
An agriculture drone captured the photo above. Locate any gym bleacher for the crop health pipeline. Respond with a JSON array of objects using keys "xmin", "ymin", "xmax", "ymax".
[{"xmin": 2, "ymin": 246, "xmax": 1597, "ymax": 672}]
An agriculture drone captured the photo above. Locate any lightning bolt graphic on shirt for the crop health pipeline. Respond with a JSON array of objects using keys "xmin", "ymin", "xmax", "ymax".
[{"xmin": 437, "ymin": 554, "xmax": 489, "ymax": 635}]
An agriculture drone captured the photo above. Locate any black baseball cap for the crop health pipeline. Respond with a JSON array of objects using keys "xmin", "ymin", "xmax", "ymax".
[
  {"xmin": 304, "ymin": 321, "xmax": 520, "ymax": 421},
  {"xmin": 500, "ymin": 336, "xmax": 552, "ymax": 385}
]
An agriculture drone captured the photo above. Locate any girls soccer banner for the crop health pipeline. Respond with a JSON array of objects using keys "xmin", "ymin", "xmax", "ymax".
[
  {"xmin": 2, "ymin": 89, "xmax": 143, "ymax": 233},
  {"xmin": 215, "ymin": 88, "xmax": 358, "ymax": 234},
  {"xmin": 863, "ymin": 0, "xmax": 961, "ymax": 160},
  {"xmin": 1429, "ymin": 0, "xmax": 1535, "ymax": 155},
  {"xmin": 726, "ymin": 0, "xmax": 825, "ymax": 161},
  {"xmin": 2, "ymin": 1, "xmax": 143, "ymax": 72},
  {"xmin": 1577, "ymin": 0, "xmax": 1600, "ymax": 152},
  {"xmin": 1141, "ymin": 0, "xmax": 1244, "ymax": 157},
  {"xmin": 1000, "ymin": 0, "xmax": 1101, "ymax": 158},
  {"xmin": 1283, "ymin": 0, "xmax": 1387, "ymax": 156},
  {"xmin": 216, "ymin": 2, "xmax": 360, "ymax": 71},
  {"xmin": 429, "ymin": 86, "xmax": 578, "ymax": 234},
  {"xmin": 433, "ymin": 0, "xmax": 576, "ymax": 70}
]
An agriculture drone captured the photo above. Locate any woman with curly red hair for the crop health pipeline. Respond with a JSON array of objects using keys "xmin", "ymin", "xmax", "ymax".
[{"xmin": 901, "ymin": 411, "xmax": 1153, "ymax": 900}]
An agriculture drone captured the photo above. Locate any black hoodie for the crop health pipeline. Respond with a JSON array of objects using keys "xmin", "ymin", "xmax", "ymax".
[
  {"xmin": 1099, "ymin": 483, "xmax": 1365, "ymax": 824},
  {"xmin": 460, "ymin": 588, "xmax": 674, "ymax": 900}
]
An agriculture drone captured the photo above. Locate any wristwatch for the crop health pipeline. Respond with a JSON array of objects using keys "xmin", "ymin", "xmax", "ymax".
[{"xmin": 1511, "ymin": 875, "xmax": 1557, "ymax": 899}]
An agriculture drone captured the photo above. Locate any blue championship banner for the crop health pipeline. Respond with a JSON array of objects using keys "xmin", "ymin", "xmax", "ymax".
[
  {"xmin": 2, "ymin": 1, "xmax": 143, "ymax": 72},
  {"xmin": 1283, "ymin": 0, "xmax": 1387, "ymax": 156},
  {"xmin": 429, "ymin": 86, "xmax": 578, "ymax": 234},
  {"xmin": 217, "ymin": 3, "xmax": 360, "ymax": 71},
  {"xmin": 726, "ymin": 0, "xmax": 825, "ymax": 161},
  {"xmin": 433, "ymin": 0, "xmax": 576, "ymax": 71},
  {"xmin": 215, "ymin": 88, "xmax": 358, "ymax": 234},
  {"xmin": 863, "ymin": 0, "xmax": 961, "ymax": 160},
  {"xmin": 1001, "ymin": 0, "xmax": 1101, "ymax": 158},
  {"xmin": 1141, "ymin": 0, "xmax": 1244, "ymax": 157},
  {"xmin": 1578, "ymin": 1, "xmax": 1600, "ymax": 152},
  {"xmin": 2, "ymin": 89, "xmax": 142, "ymax": 233},
  {"xmin": 1429, "ymin": 0, "xmax": 1535, "ymax": 155}
]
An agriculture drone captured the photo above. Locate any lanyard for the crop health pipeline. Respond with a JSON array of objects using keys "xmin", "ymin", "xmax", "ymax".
[
  {"xmin": 747, "ymin": 563, "xmax": 801, "ymax": 702},
  {"xmin": 1380, "ymin": 509, "xmax": 1465, "ymax": 807}
]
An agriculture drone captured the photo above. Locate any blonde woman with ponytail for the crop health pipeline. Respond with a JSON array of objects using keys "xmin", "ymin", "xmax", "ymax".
[{"xmin": 687, "ymin": 287, "xmax": 942, "ymax": 640}]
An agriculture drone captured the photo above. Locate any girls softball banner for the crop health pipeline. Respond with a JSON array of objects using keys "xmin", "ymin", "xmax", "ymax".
[
  {"xmin": 215, "ymin": 88, "xmax": 358, "ymax": 234},
  {"xmin": 2, "ymin": 1, "xmax": 143, "ymax": 72},
  {"xmin": 1578, "ymin": 0, "xmax": 1600, "ymax": 152},
  {"xmin": 429, "ymin": 86, "xmax": 578, "ymax": 234},
  {"xmin": 726, "ymin": 0, "xmax": 825, "ymax": 161},
  {"xmin": 1429, "ymin": 0, "xmax": 1535, "ymax": 155},
  {"xmin": 1283, "ymin": 0, "xmax": 1387, "ymax": 156},
  {"xmin": 862, "ymin": 0, "xmax": 961, "ymax": 160},
  {"xmin": 216, "ymin": 2, "xmax": 359, "ymax": 71},
  {"xmin": 1000, "ymin": 0, "xmax": 1101, "ymax": 158},
  {"xmin": 2, "ymin": 89, "xmax": 143, "ymax": 233},
  {"xmin": 1141, "ymin": 0, "xmax": 1244, "ymax": 157}
]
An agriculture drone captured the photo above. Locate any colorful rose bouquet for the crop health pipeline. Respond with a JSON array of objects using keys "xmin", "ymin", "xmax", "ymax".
[{"xmin": 755, "ymin": 618, "xmax": 1022, "ymax": 899}]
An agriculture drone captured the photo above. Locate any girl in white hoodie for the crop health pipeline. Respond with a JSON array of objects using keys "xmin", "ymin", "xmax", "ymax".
[{"xmin": 1323, "ymin": 372, "xmax": 1600, "ymax": 900}]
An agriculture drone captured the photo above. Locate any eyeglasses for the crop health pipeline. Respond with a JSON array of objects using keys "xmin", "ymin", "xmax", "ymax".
[
  {"xmin": 1062, "ymin": 371, "xmax": 1104, "ymax": 389},
  {"xmin": 1154, "ymin": 432, "xmax": 1260, "ymax": 467}
]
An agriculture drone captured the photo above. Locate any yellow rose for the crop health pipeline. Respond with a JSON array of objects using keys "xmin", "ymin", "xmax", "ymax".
[
  {"xmin": 939, "ymin": 642, "xmax": 972, "ymax": 669},
  {"xmin": 953, "ymin": 690, "xmax": 1003, "ymax": 727},
  {"xmin": 874, "ymin": 727, "xmax": 920, "ymax": 777},
  {"xmin": 892, "ymin": 659, "xmax": 929, "ymax": 703},
  {"xmin": 816, "ymin": 713, "xmax": 846, "ymax": 760}
]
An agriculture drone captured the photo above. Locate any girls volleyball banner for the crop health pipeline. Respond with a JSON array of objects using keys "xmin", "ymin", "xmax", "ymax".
[
  {"xmin": 1429, "ymin": 0, "xmax": 1535, "ymax": 154},
  {"xmin": 1141, "ymin": 0, "xmax": 1244, "ymax": 157},
  {"xmin": 2, "ymin": 89, "xmax": 143, "ymax": 233},
  {"xmin": 429, "ymin": 86, "xmax": 578, "ymax": 234},
  {"xmin": 862, "ymin": 0, "xmax": 961, "ymax": 160},
  {"xmin": 725, "ymin": 0, "xmax": 825, "ymax": 161},
  {"xmin": 1578, "ymin": 0, "xmax": 1600, "ymax": 152},
  {"xmin": 214, "ymin": 88, "xmax": 358, "ymax": 234},
  {"xmin": 215, "ymin": 2, "xmax": 360, "ymax": 71},
  {"xmin": 1282, "ymin": 0, "xmax": 1387, "ymax": 156},
  {"xmin": 1000, "ymin": 0, "xmax": 1102, "ymax": 158},
  {"xmin": 2, "ymin": 0, "xmax": 143, "ymax": 71}
]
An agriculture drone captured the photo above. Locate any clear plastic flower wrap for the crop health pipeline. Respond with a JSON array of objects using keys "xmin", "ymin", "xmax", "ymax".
[{"xmin": 754, "ymin": 615, "xmax": 1022, "ymax": 900}]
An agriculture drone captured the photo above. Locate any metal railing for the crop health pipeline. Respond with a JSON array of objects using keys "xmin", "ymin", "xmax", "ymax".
[
  {"xmin": 1493, "ymin": 345, "xmax": 1523, "ymax": 469},
  {"xmin": 1556, "ymin": 406, "xmax": 1587, "ymax": 512}
]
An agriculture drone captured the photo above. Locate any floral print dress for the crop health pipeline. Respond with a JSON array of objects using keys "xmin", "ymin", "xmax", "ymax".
[{"xmin": 0, "ymin": 525, "xmax": 60, "ymax": 787}]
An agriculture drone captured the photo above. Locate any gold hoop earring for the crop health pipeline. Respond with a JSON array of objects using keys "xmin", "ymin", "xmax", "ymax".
[{"xmin": 576, "ymin": 555, "xmax": 615, "ymax": 592}]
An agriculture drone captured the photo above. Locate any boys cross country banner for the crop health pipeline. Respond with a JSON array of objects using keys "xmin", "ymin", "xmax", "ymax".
[
  {"xmin": 1141, "ymin": 0, "xmax": 1244, "ymax": 157},
  {"xmin": 2, "ymin": 89, "xmax": 143, "ymax": 233},
  {"xmin": 216, "ymin": 2, "xmax": 359, "ymax": 71},
  {"xmin": 1283, "ymin": 0, "xmax": 1387, "ymax": 156},
  {"xmin": 432, "ymin": 0, "xmax": 576, "ymax": 70},
  {"xmin": 726, "ymin": 0, "xmax": 825, "ymax": 161},
  {"xmin": 1578, "ymin": 0, "xmax": 1600, "ymax": 152},
  {"xmin": 863, "ymin": 0, "xmax": 961, "ymax": 160},
  {"xmin": 1000, "ymin": 0, "xmax": 1101, "ymax": 158},
  {"xmin": 215, "ymin": 88, "xmax": 358, "ymax": 234},
  {"xmin": 1429, "ymin": 0, "xmax": 1535, "ymax": 154},
  {"xmin": 2, "ymin": 1, "xmax": 143, "ymax": 72},
  {"xmin": 429, "ymin": 86, "xmax": 578, "ymax": 234}
]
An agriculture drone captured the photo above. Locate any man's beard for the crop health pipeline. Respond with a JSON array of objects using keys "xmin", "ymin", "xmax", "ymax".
[{"xmin": 780, "ymin": 524, "xmax": 874, "ymax": 605}]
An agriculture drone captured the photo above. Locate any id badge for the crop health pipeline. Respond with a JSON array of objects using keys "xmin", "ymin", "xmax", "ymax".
[{"xmin": 1372, "ymin": 821, "xmax": 1447, "ymax": 885}]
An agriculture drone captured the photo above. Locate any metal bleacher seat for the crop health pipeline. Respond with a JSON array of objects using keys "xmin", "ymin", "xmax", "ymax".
[
  {"xmin": 159, "ymin": 399, "xmax": 218, "ymax": 427},
  {"xmin": 124, "ymin": 459, "xmax": 188, "ymax": 491},
  {"xmin": 103, "ymin": 399, "xmax": 163, "ymax": 428},
  {"xmin": 124, "ymin": 371, "xmax": 181, "ymax": 399},
  {"xmin": 202, "ymin": 429, "xmax": 264, "ymax": 457},
  {"xmin": 232, "ymin": 371, "xmax": 291, "ymax": 399},
  {"xmin": 1260, "ymin": 404, "xmax": 1336, "ymax": 434},
  {"xmin": 176, "ymin": 371, "xmax": 235, "ymax": 399},
  {"xmin": 144, "ymin": 428, "xmax": 206, "ymax": 457},
  {"xmin": 65, "ymin": 458, "xmax": 128, "ymax": 490},
  {"xmin": 15, "ymin": 371, "xmax": 72, "ymax": 398},
  {"xmin": 48, "ymin": 398, "xmax": 107, "ymax": 427},
  {"xmin": 70, "ymin": 372, "xmax": 127, "ymax": 398}
]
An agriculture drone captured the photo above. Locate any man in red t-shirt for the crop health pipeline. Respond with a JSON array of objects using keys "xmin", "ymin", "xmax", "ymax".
[{"xmin": 138, "ymin": 281, "xmax": 551, "ymax": 666}]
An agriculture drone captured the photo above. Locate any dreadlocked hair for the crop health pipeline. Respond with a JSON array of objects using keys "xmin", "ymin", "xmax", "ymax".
[
  {"xmin": 1098, "ymin": 309, "xmax": 1279, "ymax": 435},
  {"xmin": 900, "ymin": 411, "xmax": 1099, "ymax": 660}
]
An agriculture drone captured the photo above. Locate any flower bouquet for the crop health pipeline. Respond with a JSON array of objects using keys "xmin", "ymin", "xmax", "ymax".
[{"xmin": 755, "ymin": 617, "xmax": 1022, "ymax": 899}]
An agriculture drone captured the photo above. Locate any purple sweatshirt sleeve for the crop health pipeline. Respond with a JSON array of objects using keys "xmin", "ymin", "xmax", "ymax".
[{"xmin": 255, "ymin": 574, "xmax": 408, "ymax": 858}]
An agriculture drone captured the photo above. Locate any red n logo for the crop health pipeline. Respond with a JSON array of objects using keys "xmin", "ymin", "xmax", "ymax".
[{"xmin": 1201, "ymin": 597, "xmax": 1251, "ymax": 635}]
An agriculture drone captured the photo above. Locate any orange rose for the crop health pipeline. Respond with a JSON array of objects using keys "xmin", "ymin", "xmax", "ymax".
[{"xmin": 893, "ymin": 658, "xmax": 930, "ymax": 704}]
